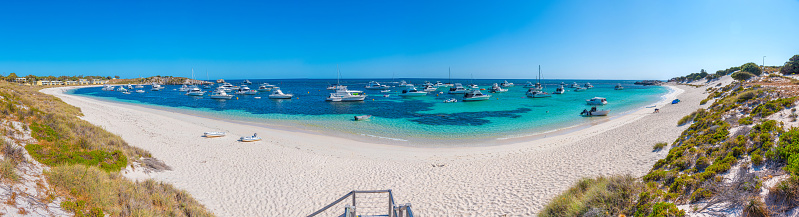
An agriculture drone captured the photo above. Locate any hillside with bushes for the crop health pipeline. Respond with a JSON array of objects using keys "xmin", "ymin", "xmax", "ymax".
[
  {"xmin": 542, "ymin": 56, "xmax": 799, "ymax": 216},
  {"xmin": 0, "ymin": 82, "xmax": 213, "ymax": 216}
]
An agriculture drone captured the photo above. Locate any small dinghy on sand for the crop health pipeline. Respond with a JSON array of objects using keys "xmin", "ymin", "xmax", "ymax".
[
  {"xmin": 203, "ymin": 132, "xmax": 226, "ymax": 138},
  {"xmin": 240, "ymin": 133, "xmax": 262, "ymax": 142},
  {"xmin": 354, "ymin": 115, "xmax": 372, "ymax": 121}
]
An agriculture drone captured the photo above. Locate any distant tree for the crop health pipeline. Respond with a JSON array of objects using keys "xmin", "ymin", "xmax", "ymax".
[
  {"xmin": 731, "ymin": 71, "xmax": 755, "ymax": 81},
  {"xmin": 780, "ymin": 55, "xmax": 799, "ymax": 75},
  {"xmin": 740, "ymin": 62, "xmax": 762, "ymax": 76},
  {"xmin": 715, "ymin": 70, "xmax": 726, "ymax": 76},
  {"xmin": 114, "ymin": 75, "xmax": 120, "ymax": 79},
  {"xmin": 6, "ymin": 73, "xmax": 18, "ymax": 82}
]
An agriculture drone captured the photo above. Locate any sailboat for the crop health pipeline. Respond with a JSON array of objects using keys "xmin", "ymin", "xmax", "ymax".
[
  {"xmin": 526, "ymin": 65, "xmax": 552, "ymax": 98},
  {"xmin": 467, "ymin": 74, "xmax": 478, "ymax": 89},
  {"xmin": 442, "ymin": 67, "xmax": 455, "ymax": 87},
  {"xmin": 327, "ymin": 65, "xmax": 347, "ymax": 90}
]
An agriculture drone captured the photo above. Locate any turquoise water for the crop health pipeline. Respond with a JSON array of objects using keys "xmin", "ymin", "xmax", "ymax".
[{"xmin": 71, "ymin": 79, "xmax": 669, "ymax": 144}]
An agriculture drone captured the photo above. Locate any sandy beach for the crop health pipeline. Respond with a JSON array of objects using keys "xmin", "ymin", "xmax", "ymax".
[{"xmin": 43, "ymin": 84, "xmax": 706, "ymax": 216}]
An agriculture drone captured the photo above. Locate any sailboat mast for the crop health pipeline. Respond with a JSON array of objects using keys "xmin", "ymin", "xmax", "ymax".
[{"xmin": 337, "ymin": 64, "xmax": 340, "ymax": 85}]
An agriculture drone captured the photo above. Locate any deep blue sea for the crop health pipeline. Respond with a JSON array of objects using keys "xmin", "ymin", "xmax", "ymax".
[{"xmin": 70, "ymin": 79, "xmax": 669, "ymax": 144}]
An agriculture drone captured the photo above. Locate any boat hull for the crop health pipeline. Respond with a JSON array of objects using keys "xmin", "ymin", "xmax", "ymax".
[
  {"xmin": 268, "ymin": 94, "xmax": 293, "ymax": 99},
  {"xmin": 210, "ymin": 95, "xmax": 233, "ymax": 99},
  {"xmin": 463, "ymin": 96, "xmax": 491, "ymax": 101}
]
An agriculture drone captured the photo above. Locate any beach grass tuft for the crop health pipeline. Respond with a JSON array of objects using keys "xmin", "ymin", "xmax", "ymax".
[
  {"xmin": 653, "ymin": 142, "xmax": 668, "ymax": 151},
  {"xmin": 539, "ymin": 175, "xmax": 643, "ymax": 217}
]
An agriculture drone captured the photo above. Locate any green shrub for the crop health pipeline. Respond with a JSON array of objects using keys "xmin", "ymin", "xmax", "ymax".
[
  {"xmin": 752, "ymin": 97, "xmax": 796, "ymax": 117},
  {"xmin": 700, "ymin": 98, "xmax": 709, "ymax": 105},
  {"xmin": 732, "ymin": 71, "xmax": 755, "ymax": 81},
  {"xmin": 741, "ymin": 62, "xmax": 763, "ymax": 76},
  {"xmin": 678, "ymin": 110, "xmax": 702, "ymax": 126},
  {"xmin": 738, "ymin": 116, "xmax": 753, "ymax": 125}
]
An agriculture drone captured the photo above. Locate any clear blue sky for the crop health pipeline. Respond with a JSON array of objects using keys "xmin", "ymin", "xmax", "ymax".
[{"xmin": 1, "ymin": 0, "xmax": 797, "ymax": 80}]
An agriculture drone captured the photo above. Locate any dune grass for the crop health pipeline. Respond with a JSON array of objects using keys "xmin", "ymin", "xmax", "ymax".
[
  {"xmin": 653, "ymin": 142, "xmax": 668, "ymax": 151},
  {"xmin": 47, "ymin": 165, "xmax": 213, "ymax": 217},
  {"xmin": 539, "ymin": 175, "xmax": 643, "ymax": 217},
  {"xmin": 0, "ymin": 82, "xmax": 214, "ymax": 216}
]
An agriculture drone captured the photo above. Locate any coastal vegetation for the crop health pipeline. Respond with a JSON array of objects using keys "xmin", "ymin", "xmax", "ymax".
[
  {"xmin": 0, "ymin": 82, "xmax": 213, "ymax": 216},
  {"xmin": 543, "ymin": 56, "xmax": 799, "ymax": 216},
  {"xmin": 781, "ymin": 55, "xmax": 799, "ymax": 75}
]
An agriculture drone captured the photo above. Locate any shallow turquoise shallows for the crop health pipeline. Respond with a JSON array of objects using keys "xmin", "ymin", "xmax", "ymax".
[{"xmin": 71, "ymin": 79, "xmax": 669, "ymax": 145}]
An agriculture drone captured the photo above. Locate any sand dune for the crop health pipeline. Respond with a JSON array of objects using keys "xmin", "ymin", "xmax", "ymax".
[{"xmin": 43, "ymin": 84, "xmax": 703, "ymax": 216}]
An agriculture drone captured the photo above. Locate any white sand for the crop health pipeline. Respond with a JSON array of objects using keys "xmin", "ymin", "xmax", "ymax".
[{"xmin": 43, "ymin": 84, "xmax": 704, "ymax": 216}]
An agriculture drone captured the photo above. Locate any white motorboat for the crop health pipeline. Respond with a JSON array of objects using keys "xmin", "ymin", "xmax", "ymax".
[
  {"xmin": 399, "ymin": 87, "xmax": 427, "ymax": 97},
  {"xmin": 463, "ymin": 89, "xmax": 491, "ymax": 101},
  {"xmin": 101, "ymin": 84, "xmax": 114, "ymax": 91},
  {"xmin": 178, "ymin": 84, "xmax": 189, "ymax": 92},
  {"xmin": 268, "ymin": 88, "xmax": 293, "ymax": 99},
  {"xmin": 380, "ymin": 90, "xmax": 391, "ymax": 93},
  {"xmin": 523, "ymin": 81, "xmax": 535, "ymax": 88},
  {"xmin": 135, "ymin": 89, "xmax": 145, "ymax": 93},
  {"xmin": 581, "ymin": 107, "xmax": 610, "ymax": 116},
  {"xmin": 422, "ymin": 84, "xmax": 437, "ymax": 92},
  {"xmin": 434, "ymin": 81, "xmax": 451, "ymax": 87},
  {"xmin": 614, "ymin": 84, "xmax": 624, "ymax": 90},
  {"xmin": 186, "ymin": 86, "xmax": 204, "ymax": 96},
  {"xmin": 570, "ymin": 82, "xmax": 580, "ymax": 88},
  {"xmin": 122, "ymin": 91, "xmax": 131, "ymax": 94},
  {"xmin": 135, "ymin": 84, "xmax": 144, "ymax": 89},
  {"xmin": 257, "ymin": 83, "xmax": 275, "ymax": 92},
  {"xmin": 326, "ymin": 86, "xmax": 366, "ymax": 101},
  {"xmin": 467, "ymin": 84, "xmax": 479, "ymax": 89},
  {"xmin": 202, "ymin": 84, "xmax": 212, "ymax": 89},
  {"xmin": 203, "ymin": 132, "xmax": 226, "ymax": 138},
  {"xmin": 444, "ymin": 98, "xmax": 458, "ymax": 103},
  {"xmin": 574, "ymin": 87, "xmax": 587, "ymax": 92},
  {"xmin": 526, "ymin": 88, "xmax": 551, "ymax": 98},
  {"xmin": 210, "ymin": 88, "xmax": 234, "ymax": 99},
  {"xmin": 151, "ymin": 83, "xmax": 164, "ymax": 91},
  {"xmin": 126, "ymin": 84, "xmax": 134, "ymax": 89},
  {"xmin": 584, "ymin": 82, "xmax": 593, "ymax": 88},
  {"xmin": 500, "ymin": 80, "xmax": 514, "ymax": 87},
  {"xmin": 554, "ymin": 85, "xmax": 565, "ymax": 94},
  {"xmin": 448, "ymin": 83, "xmax": 467, "ymax": 94},
  {"xmin": 365, "ymin": 81, "xmax": 390, "ymax": 90},
  {"xmin": 354, "ymin": 115, "xmax": 372, "ymax": 121},
  {"xmin": 491, "ymin": 83, "xmax": 507, "ymax": 93},
  {"xmin": 221, "ymin": 83, "xmax": 235, "ymax": 89},
  {"xmin": 240, "ymin": 134, "xmax": 262, "ymax": 142},
  {"xmin": 116, "ymin": 86, "xmax": 127, "ymax": 92},
  {"xmin": 398, "ymin": 80, "xmax": 414, "ymax": 88},
  {"xmin": 235, "ymin": 85, "xmax": 257, "ymax": 95},
  {"xmin": 586, "ymin": 97, "xmax": 608, "ymax": 105},
  {"xmin": 242, "ymin": 79, "xmax": 252, "ymax": 85}
]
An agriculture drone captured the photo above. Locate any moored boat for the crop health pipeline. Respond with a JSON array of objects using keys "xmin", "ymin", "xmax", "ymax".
[
  {"xmin": 268, "ymin": 88, "xmax": 293, "ymax": 99},
  {"xmin": 581, "ymin": 107, "xmax": 610, "ymax": 116},
  {"xmin": 448, "ymin": 83, "xmax": 467, "ymax": 94},
  {"xmin": 500, "ymin": 80, "xmax": 514, "ymax": 87},
  {"xmin": 462, "ymin": 89, "xmax": 491, "ymax": 101},
  {"xmin": 399, "ymin": 87, "xmax": 427, "ymax": 97},
  {"xmin": 491, "ymin": 83, "xmax": 508, "ymax": 93},
  {"xmin": 586, "ymin": 97, "xmax": 608, "ymax": 105}
]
